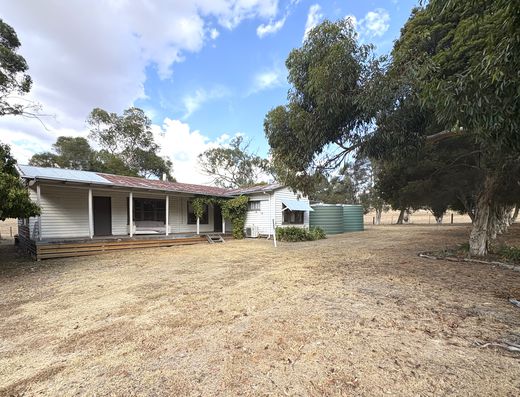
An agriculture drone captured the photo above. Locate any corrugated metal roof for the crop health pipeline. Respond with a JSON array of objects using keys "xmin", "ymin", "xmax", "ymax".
[
  {"xmin": 99, "ymin": 173, "xmax": 232, "ymax": 197},
  {"xmin": 17, "ymin": 165, "xmax": 233, "ymax": 197},
  {"xmin": 228, "ymin": 183, "xmax": 283, "ymax": 195},
  {"xmin": 17, "ymin": 165, "xmax": 113, "ymax": 185}
]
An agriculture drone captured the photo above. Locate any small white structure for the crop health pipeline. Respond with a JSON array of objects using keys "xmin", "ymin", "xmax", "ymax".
[{"xmin": 16, "ymin": 165, "xmax": 312, "ymax": 245}]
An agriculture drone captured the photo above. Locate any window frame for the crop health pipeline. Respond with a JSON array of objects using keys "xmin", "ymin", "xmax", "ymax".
[
  {"xmin": 282, "ymin": 205, "xmax": 305, "ymax": 225},
  {"xmin": 127, "ymin": 198, "xmax": 166, "ymax": 224},
  {"xmin": 247, "ymin": 200, "xmax": 261, "ymax": 211}
]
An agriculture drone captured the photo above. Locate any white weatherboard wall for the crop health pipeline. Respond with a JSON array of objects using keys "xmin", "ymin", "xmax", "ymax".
[
  {"xmin": 35, "ymin": 184, "xmax": 90, "ymax": 239},
  {"xmin": 30, "ymin": 184, "xmax": 221, "ymax": 239},
  {"xmin": 93, "ymin": 189, "xmax": 128, "ymax": 236},
  {"xmin": 167, "ymin": 197, "xmax": 215, "ymax": 234},
  {"xmin": 274, "ymin": 187, "xmax": 310, "ymax": 229},
  {"xmin": 243, "ymin": 188, "xmax": 311, "ymax": 235},
  {"xmin": 244, "ymin": 194, "xmax": 271, "ymax": 235}
]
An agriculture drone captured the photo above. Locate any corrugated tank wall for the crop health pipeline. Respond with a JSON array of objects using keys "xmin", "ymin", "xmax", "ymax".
[
  {"xmin": 309, "ymin": 205, "xmax": 344, "ymax": 234},
  {"xmin": 343, "ymin": 205, "xmax": 364, "ymax": 232}
]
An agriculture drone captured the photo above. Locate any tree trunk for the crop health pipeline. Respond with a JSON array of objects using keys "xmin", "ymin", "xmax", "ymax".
[
  {"xmin": 403, "ymin": 209, "xmax": 411, "ymax": 223},
  {"xmin": 469, "ymin": 176, "xmax": 496, "ymax": 256},
  {"xmin": 512, "ymin": 206, "xmax": 519, "ymax": 223},
  {"xmin": 435, "ymin": 214, "xmax": 443, "ymax": 224},
  {"xmin": 469, "ymin": 197, "xmax": 491, "ymax": 256},
  {"xmin": 396, "ymin": 208, "xmax": 405, "ymax": 224},
  {"xmin": 375, "ymin": 208, "xmax": 382, "ymax": 225}
]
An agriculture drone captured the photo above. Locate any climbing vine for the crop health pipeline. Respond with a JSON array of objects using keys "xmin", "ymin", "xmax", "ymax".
[
  {"xmin": 192, "ymin": 197, "xmax": 211, "ymax": 219},
  {"xmin": 221, "ymin": 195, "xmax": 249, "ymax": 239},
  {"xmin": 191, "ymin": 195, "xmax": 249, "ymax": 239}
]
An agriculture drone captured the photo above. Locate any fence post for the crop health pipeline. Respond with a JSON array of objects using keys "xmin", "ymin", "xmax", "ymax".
[
  {"xmin": 373, "ymin": 217, "xmax": 375, "ymax": 225},
  {"xmin": 451, "ymin": 213, "xmax": 454, "ymax": 224}
]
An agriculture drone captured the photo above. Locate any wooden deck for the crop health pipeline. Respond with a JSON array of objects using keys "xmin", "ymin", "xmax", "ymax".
[{"xmin": 29, "ymin": 234, "xmax": 216, "ymax": 260}]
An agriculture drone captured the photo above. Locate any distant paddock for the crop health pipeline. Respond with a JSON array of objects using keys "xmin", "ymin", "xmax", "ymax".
[{"xmin": 364, "ymin": 209, "xmax": 472, "ymax": 225}]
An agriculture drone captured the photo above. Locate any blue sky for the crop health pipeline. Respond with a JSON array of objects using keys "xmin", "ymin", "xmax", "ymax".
[{"xmin": 0, "ymin": 0, "xmax": 418, "ymax": 183}]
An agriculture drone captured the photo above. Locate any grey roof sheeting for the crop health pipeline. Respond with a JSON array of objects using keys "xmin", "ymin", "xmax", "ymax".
[
  {"xmin": 17, "ymin": 165, "xmax": 232, "ymax": 197},
  {"xmin": 17, "ymin": 165, "xmax": 113, "ymax": 185}
]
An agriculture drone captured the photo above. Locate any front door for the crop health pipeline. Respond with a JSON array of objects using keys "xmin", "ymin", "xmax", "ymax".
[
  {"xmin": 214, "ymin": 204, "xmax": 222, "ymax": 232},
  {"xmin": 93, "ymin": 196, "xmax": 112, "ymax": 236}
]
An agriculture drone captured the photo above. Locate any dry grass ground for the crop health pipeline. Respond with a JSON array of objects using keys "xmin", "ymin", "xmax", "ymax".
[{"xmin": 1, "ymin": 225, "xmax": 519, "ymax": 396}]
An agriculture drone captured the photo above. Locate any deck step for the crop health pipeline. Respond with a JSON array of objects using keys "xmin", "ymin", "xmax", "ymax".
[{"xmin": 206, "ymin": 234, "xmax": 225, "ymax": 244}]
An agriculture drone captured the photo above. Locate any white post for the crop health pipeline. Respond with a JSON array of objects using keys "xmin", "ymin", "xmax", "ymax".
[
  {"xmin": 36, "ymin": 183, "xmax": 42, "ymax": 241},
  {"xmin": 196, "ymin": 217, "xmax": 200, "ymax": 235},
  {"xmin": 222, "ymin": 218, "xmax": 226, "ymax": 234},
  {"xmin": 165, "ymin": 195, "xmax": 169, "ymax": 236},
  {"xmin": 88, "ymin": 188, "xmax": 93, "ymax": 239},
  {"xmin": 129, "ymin": 191, "xmax": 133, "ymax": 237},
  {"xmin": 272, "ymin": 219, "xmax": 277, "ymax": 248}
]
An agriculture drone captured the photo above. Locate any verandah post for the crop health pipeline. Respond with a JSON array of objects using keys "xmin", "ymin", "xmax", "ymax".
[
  {"xmin": 88, "ymin": 187, "xmax": 93, "ymax": 239},
  {"xmin": 196, "ymin": 217, "xmax": 200, "ymax": 235},
  {"xmin": 129, "ymin": 191, "xmax": 133, "ymax": 237},
  {"xmin": 222, "ymin": 218, "xmax": 226, "ymax": 234},
  {"xmin": 165, "ymin": 195, "xmax": 169, "ymax": 236},
  {"xmin": 36, "ymin": 183, "xmax": 42, "ymax": 241}
]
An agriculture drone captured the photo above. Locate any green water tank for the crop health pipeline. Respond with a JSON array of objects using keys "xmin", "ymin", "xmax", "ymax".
[
  {"xmin": 343, "ymin": 204, "xmax": 364, "ymax": 232},
  {"xmin": 309, "ymin": 205, "xmax": 344, "ymax": 234}
]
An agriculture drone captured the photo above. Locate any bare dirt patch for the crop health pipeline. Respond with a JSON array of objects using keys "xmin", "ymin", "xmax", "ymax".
[{"xmin": 1, "ymin": 225, "xmax": 519, "ymax": 396}]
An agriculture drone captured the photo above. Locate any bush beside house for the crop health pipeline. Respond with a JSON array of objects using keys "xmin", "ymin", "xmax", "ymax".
[{"xmin": 275, "ymin": 226, "xmax": 326, "ymax": 242}]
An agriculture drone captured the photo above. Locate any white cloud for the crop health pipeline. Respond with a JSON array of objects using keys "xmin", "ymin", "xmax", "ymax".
[
  {"xmin": 303, "ymin": 4, "xmax": 323, "ymax": 42},
  {"xmin": 210, "ymin": 28, "xmax": 220, "ymax": 40},
  {"xmin": 0, "ymin": 0, "xmax": 280, "ymax": 167},
  {"xmin": 358, "ymin": 8, "xmax": 390, "ymax": 38},
  {"xmin": 250, "ymin": 68, "xmax": 285, "ymax": 94},
  {"xmin": 182, "ymin": 85, "xmax": 230, "ymax": 119},
  {"xmin": 256, "ymin": 16, "xmax": 286, "ymax": 38},
  {"xmin": 152, "ymin": 118, "xmax": 237, "ymax": 184}
]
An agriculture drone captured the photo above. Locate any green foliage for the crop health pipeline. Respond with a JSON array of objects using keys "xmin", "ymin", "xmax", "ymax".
[
  {"xmin": 191, "ymin": 197, "xmax": 210, "ymax": 220},
  {"xmin": 275, "ymin": 226, "xmax": 326, "ymax": 242},
  {"xmin": 30, "ymin": 137, "xmax": 96, "ymax": 170},
  {"xmin": 497, "ymin": 246, "xmax": 520, "ymax": 263},
  {"xmin": 221, "ymin": 195, "xmax": 249, "ymax": 239},
  {"xmin": 415, "ymin": 0, "xmax": 520, "ymax": 153},
  {"xmin": 0, "ymin": 19, "xmax": 33, "ymax": 117},
  {"xmin": 264, "ymin": 18, "xmax": 382, "ymax": 194},
  {"xmin": 30, "ymin": 107, "xmax": 175, "ymax": 180},
  {"xmin": 86, "ymin": 107, "xmax": 173, "ymax": 180},
  {"xmin": 0, "ymin": 142, "xmax": 39, "ymax": 220},
  {"xmin": 198, "ymin": 136, "xmax": 270, "ymax": 188}
]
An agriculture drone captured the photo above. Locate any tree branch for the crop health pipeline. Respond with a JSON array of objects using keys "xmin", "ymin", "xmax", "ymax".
[{"xmin": 425, "ymin": 128, "xmax": 463, "ymax": 143}]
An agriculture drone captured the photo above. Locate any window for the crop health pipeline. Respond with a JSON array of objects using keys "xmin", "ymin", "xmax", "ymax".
[
  {"xmin": 187, "ymin": 201, "xmax": 209, "ymax": 224},
  {"xmin": 248, "ymin": 201, "xmax": 261, "ymax": 211},
  {"xmin": 128, "ymin": 198, "xmax": 166, "ymax": 223},
  {"xmin": 282, "ymin": 205, "xmax": 304, "ymax": 224}
]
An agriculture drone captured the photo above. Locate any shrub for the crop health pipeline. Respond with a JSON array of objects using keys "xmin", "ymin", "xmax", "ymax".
[
  {"xmin": 309, "ymin": 226, "xmax": 326, "ymax": 240},
  {"xmin": 275, "ymin": 226, "xmax": 326, "ymax": 242}
]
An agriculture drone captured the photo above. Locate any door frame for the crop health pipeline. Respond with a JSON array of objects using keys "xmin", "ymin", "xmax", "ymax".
[{"xmin": 93, "ymin": 196, "xmax": 112, "ymax": 236}]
